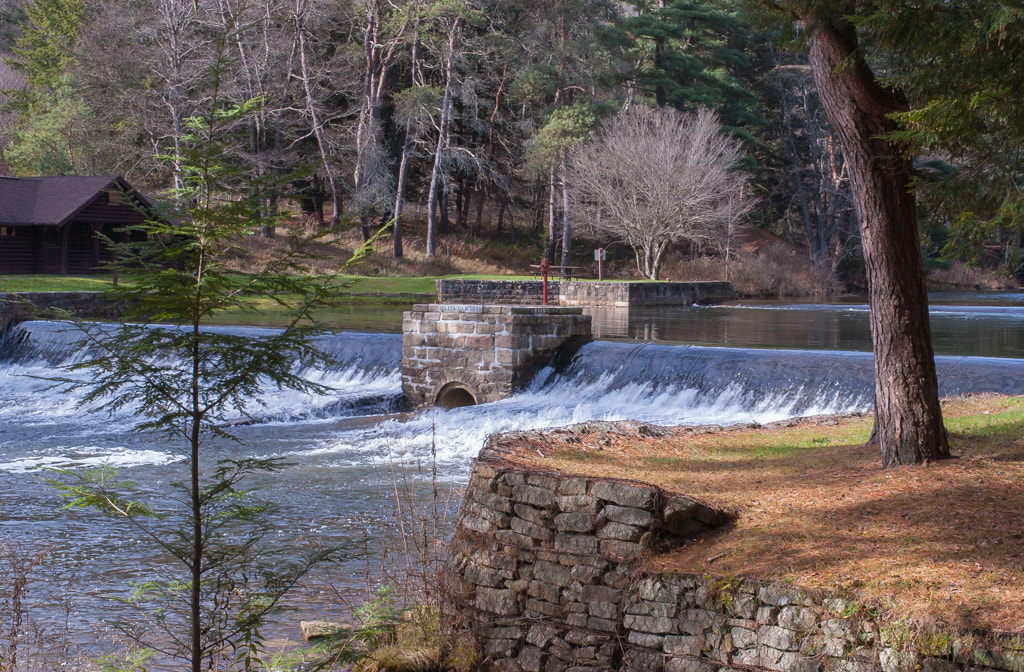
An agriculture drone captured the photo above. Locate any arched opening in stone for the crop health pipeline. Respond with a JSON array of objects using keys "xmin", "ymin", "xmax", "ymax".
[{"xmin": 435, "ymin": 382, "xmax": 477, "ymax": 410}]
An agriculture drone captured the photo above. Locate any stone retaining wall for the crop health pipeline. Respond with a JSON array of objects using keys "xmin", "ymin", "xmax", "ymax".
[
  {"xmin": 436, "ymin": 279, "xmax": 552, "ymax": 305},
  {"xmin": 558, "ymin": 281, "xmax": 735, "ymax": 307},
  {"xmin": 445, "ymin": 430, "xmax": 1023, "ymax": 672},
  {"xmin": 0, "ymin": 292, "xmax": 124, "ymax": 328},
  {"xmin": 435, "ymin": 280, "xmax": 735, "ymax": 307}
]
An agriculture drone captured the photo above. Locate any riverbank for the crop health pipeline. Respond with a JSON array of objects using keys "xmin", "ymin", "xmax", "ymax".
[{"xmin": 481, "ymin": 394, "xmax": 1024, "ymax": 637}]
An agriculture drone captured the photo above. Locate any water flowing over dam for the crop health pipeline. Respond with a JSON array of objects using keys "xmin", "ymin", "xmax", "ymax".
[
  {"xmin": 4, "ymin": 320, "xmax": 1024, "ymax": 470},
  {"xmin": 2, "ymin": 316, "xmax": 1023, "ymax": 647}
]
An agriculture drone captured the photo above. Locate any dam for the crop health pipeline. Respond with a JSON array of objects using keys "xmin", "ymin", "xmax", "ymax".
[{"xmin": 3, "ymin": 295, "xmax": 1024, "ymax": 650}]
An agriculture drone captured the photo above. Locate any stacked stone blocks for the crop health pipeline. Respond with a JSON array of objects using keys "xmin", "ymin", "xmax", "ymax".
[
  {"xmin": 401, "ymin": 304, "xmax": 591, "ymax": 406},
  {"xmin": 446, "ymin": 450, "xmax": 1024, "ymax": 672},
  {"xmin": 436, "ymin": 279, "xmax": 555, "ymax": 305},
  {"xmin": 446, "ymin": 455, "xmax": 733, "ymax": 672},
  {"xmin": 0, "ymin": 292, "xmax": 125, "ymax": 324},
  {"xmin": 557, "ymin": 281, "xmax": 735, "ymax": 307},
  {"xmin": 434, "ymin": 279, "xmax": 736, "ymax": 307}
]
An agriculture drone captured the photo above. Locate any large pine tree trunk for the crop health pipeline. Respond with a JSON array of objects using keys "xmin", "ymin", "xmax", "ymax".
[{"xmin": 806, "ymin": 16, "xmax": 949, "ymax": 467}]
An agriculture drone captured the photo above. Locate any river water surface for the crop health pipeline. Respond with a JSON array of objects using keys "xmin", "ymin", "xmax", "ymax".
[{"xmin": 2, "ymin": 293, "xmax": 1023, "ymax": 658}]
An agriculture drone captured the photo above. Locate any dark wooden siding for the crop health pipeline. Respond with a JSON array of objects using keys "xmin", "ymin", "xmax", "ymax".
[
  {"xmin": 37, "ymin": 227, "xmax": 61, "ymax": 274},
  {"xmin": 67, "ymin": 221, "xmax": 97, "ymax": 274},
  {"xmin": 74, "ymin": 193, "xmax": 152, "ymax": 227},
  {"xmin": 0, "ymin": 227, "xmax": 36, "ymax": 274},
  {"xmin": 1, "ymin": 190, "xmax": 158, "ymax": 275}
]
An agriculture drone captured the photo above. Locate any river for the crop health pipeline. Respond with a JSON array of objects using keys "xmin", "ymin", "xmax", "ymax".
[{"xmin": 1, "ymin": 292, "xmax": 1023, "ymax": 663}]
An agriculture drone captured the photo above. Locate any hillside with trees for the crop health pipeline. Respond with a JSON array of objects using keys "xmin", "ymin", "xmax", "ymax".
[{"xmin": 0, "ymin": 0, "xmax": 1020, "ymax": 292}]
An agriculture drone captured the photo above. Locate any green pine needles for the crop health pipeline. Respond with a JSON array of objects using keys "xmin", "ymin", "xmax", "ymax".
[{"xmin": 47, "ymin": 46, "xmax": 345, "ymax": 672}]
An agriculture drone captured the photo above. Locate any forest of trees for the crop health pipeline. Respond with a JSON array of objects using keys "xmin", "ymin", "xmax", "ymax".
[{"xmin": 0, "ymin": 0, "xmax": 1021, "ymax": 286}]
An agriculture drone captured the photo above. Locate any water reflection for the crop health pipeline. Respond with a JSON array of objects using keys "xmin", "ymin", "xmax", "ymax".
[
  {"xmin": 217, "ymin": 292, "xmax": 1024, "ymax": 359},
  {"xmin": 586, "ymin": 303, "xmax": 1024, "ymax": 358}
]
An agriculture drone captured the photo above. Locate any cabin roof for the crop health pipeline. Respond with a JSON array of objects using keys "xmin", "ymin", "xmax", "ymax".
[{"xmin": 0, "ymin": 175, "xmax": 157, "ymax": 227}]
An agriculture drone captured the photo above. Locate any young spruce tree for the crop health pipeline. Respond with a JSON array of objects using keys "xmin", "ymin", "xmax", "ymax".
[{"xmin": 49, "ymin": 40, "xmax": 343, "ymax": 672}]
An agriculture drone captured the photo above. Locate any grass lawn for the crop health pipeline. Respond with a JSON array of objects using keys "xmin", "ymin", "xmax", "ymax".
[
  {"xmin": 0, "ymin": 273, "xmax": 535, "ymax": 296},
  {"xmin": 502, "ymin": 394, "xmax": 1024, "ymax": 636},
  {"xmin": 332, "ymin": 273, "xmax": 533, "ymax": 295},
  {"xmin": 0, "ymin": 275, "xmax": 120, "ymax": 292}
]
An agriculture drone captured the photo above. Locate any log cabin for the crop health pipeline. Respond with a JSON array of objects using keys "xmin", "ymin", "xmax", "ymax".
[{"xmin": 0, "ymin": 175, "xmax": 159, "ymax": 275}]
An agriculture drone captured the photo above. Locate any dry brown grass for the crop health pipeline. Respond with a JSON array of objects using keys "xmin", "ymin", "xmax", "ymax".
[
  {"xmin": 222, "ymin": 215, "xmax": 537, "ymax": 278},
  {"xmin": 667, "ymin": 244, "xmax": 847, "ymax": 298},
  {"xmin": 927, "ymin": 261, "xmax": 1019, "ymax": 291},
  {"xmin": 513, "ymin": 395, "xmax": 1024, "ymax": 636}
]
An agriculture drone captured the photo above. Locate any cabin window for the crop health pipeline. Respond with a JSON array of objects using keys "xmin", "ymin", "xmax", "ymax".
[{"xmin": 107, "ymin": 189, "xmax": 122, "ymax": 205}]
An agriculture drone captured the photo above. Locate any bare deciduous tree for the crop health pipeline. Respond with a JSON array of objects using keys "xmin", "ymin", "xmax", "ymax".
[{"xmin": 570, "ymin": 106, "xmax": 753, "ymax": 280}]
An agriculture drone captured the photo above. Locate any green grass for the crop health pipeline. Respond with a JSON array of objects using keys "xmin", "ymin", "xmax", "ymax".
[
  {"xmin": 943, "ymin": 397, "xmax": 1024, "ymax": 436},
  {"xmin": 1, "ymin": 273, "xmax": 535, "ymax": 296},
  {"xmin": 0, "ymin": 275, "xmax": 120, "ymax": 292},
  {"xmin": 330, "ymin": 273, "xmax": 536, "ymax": 294}
]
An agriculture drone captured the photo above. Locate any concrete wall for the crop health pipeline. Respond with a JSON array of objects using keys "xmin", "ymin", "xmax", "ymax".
[
  {"xmin": 445, "ymin": 430, "xmax": 1024, "ymax": 672},
  {"xmin": 401, "ymin": 304, "xmax": 591, "ymax": 406},
  {"xmin": 435, "ymin": 280, "xmax": 735, "ymax": 307},
  {"xmin": 628, "ymin": 281, "xmax": 733, "ymax": 307}
]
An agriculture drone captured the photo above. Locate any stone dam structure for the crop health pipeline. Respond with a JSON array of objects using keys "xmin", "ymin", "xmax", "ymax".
[
  {"xmin": 3, "ymin": 280, "xmax": 734, "ymax": 411},
  {"xmin": 444, "ymin": 424, "xmax": 1024, "ymax": 672},
  {"xmin": 402, "ymin": 279, "xmax": 736, "ymax": 408},
  {"xmin": 0, "ymin": 291, "xmax": 124, "ymax": 328},
  {"xmin": 401, "ymin": 304, "xmax": 591, "ymax": 408},
  {"xmin": 436, "ymin": 279, "xmax": 736, "ymax": 307}
]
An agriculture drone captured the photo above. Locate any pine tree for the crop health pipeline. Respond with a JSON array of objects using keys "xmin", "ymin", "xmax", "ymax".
[
  {"xmin": 48, "ymin": 56, "xmax": 341, "ymax": 670},
  {"xmin": 879, "ymin": 2, "xmax": 1024, "ymax": 276},
  {"xmin": 618, "ymin": 0, "xmax": 764, "ymax": 132},
  {"xmin": 2, "ymin": 0, "xmax": 90, "ymax": 174},
  {"xmin": 758, "ymin": 0, "xmax": 950, "ymax": 467}
]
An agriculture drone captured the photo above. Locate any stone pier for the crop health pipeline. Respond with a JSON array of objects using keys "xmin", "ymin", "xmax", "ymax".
[{"xmin": 401, "ymin": 304, "xmax": 591, "ymax": 408}]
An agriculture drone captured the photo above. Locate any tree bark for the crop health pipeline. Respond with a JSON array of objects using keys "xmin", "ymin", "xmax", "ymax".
[
  {"xmin": 393, "ymin": 120, "xmax": 411, "ymax": 257},
  {"xmin": 546, "ymin": 164, "xmax": 558, "ymax": 263},
  {"xmin": 440, "ymin": 181, "xmax": 451, "ymax": 235},
  {"xmin": 392, "ymin": 33, "xmax": 421, "ymax": 259},
  {"xmin": 426, "ymin": 17, "xmax": 460, "ymax": 258},
  {"xmin": 559, "ymin": 156, "xmax": 571, "ymax": 274},
  {"xmin": 805, "ymin": 14, "xmax": 949, "ymax": 467},
  {"xmin": 295, "ymin": 0, "xmax": 343, "ymax": 227},
  {"xmin": 474, "ymin": 186, "xmax": 485, "ymax": 237},
  {"xmin": 354, "ymin": 0, "xmax": 402, "ymax": 241}
]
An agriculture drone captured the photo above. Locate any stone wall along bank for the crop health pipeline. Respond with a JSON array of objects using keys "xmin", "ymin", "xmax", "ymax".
[
  {"xmin": 436, "ymin": 279, "xmax": 552, "ymax": 305},
  {"xmin": 435, "ymin": 280, "xmax": 735, "ymax": 307},
  {"xmin": 401, "ymin": 304, "xmax": 591, "ymax": 407},
  {"xmin": 0, "ymin": 291, "xmax": 124, "ymax": 329},
  {"xmin": 558, "ymin": 281, "xmax": 734, "ymax": 307},
  {"xmin": 444, "ymin": 425, "xmax": 1024, "ymax": 672}
]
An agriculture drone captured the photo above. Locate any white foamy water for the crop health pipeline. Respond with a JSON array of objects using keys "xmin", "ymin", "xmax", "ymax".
[
  {"xmin": 3, "ymin": 317, "xmax": 1024, "ymax": 657},
  {"xmin": 0, "ymin": 322, "xmax": 405, "ymax": 472},
  {"xmin": 0, "ymin": 445, "xmax": 183, "ymax": 474},
  {"xmin": 301, "ymin": 371, "xmax": 873, "ymax": 467}
]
